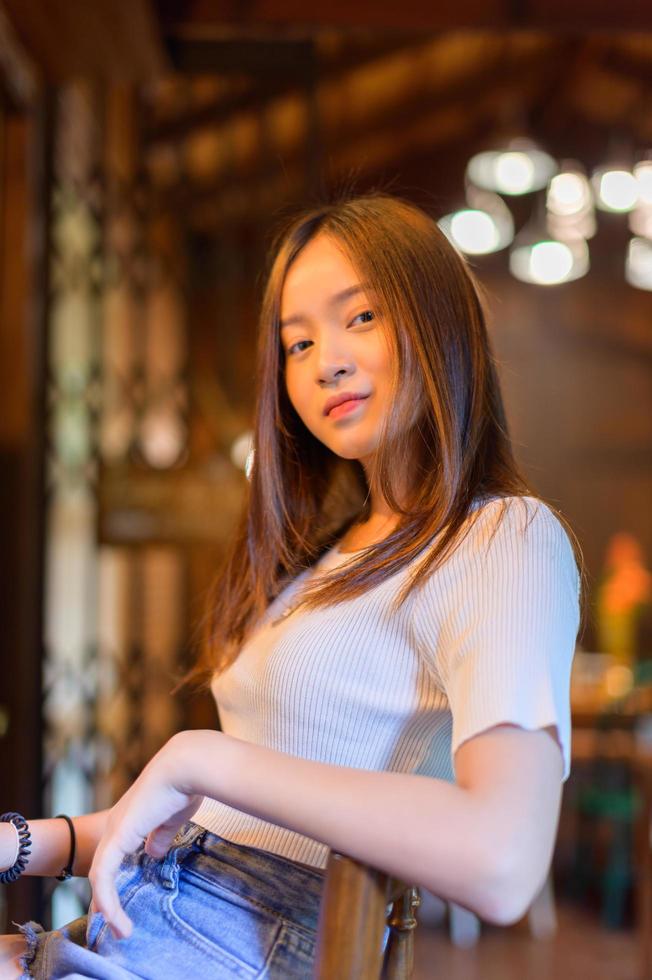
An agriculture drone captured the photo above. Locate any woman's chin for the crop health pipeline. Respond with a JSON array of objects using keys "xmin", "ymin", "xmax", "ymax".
[{"xmin": 331, "ymin": 442, "xmax": 378, "ymax": 462}]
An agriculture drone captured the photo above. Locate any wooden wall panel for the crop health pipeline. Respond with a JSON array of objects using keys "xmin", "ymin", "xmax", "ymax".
[
  {"xmin": 0, "ymin": 101, "xmax": 49, "ymax": 931},
  {"xmin": 3, "ymin": 0, "xmax": 168, "ymax": 82},
  {"xmin": 482, "ymin": 269, "xmax": 652, "ymax": 651}
]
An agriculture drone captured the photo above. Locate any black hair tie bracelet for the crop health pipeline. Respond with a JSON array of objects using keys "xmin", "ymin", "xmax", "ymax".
[{"xmin": 54, "ymin": 813, "xmax": 76, "ymax": 880}]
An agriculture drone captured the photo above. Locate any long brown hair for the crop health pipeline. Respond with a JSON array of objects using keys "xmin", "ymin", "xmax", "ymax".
[{"xmin": 173, "ymin": 191, "xmax": 587, "ymax": 695}]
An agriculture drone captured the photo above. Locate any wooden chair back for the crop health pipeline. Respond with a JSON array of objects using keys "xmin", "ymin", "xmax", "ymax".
[{"xmin": 312, "ymin": 851, "xmax": 421, "ymax": 979}]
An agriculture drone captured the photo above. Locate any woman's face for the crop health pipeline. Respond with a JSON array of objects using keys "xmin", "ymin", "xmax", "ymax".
[{"xmin": 279, "ymin": 233, "xmax": 395, "ymax": 465}]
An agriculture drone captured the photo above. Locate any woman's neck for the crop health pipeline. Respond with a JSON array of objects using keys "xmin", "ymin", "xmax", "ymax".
[{"xmin": 338, "ymin": 513, "xmax": 400, "ymax": 552}]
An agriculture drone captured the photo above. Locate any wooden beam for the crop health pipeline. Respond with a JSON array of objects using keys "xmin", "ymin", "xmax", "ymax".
[
  {"xmin": 169, "ymin": 102, "xmax": 502, "ymax": 233},
  {"xmin": 3, "ymin": 0, "xmax": 170, "ymax": 82},
  {"xmin": 144, "ymin": 35, "xmax": 424, "ymax": 144},
  {"xmin": 602, "ymin": 46, "xmax": 652, "ymax": 89},
  {"xmin": 0, "ymin": 4, "xmax": 38, "ymax": 105},
  {"xmin": 144, "ymin": 38, "xmax": 558, "ymax": 215},
  {"xmin": 165, "ymin": 36, "xmax": 315, "ymax": 75},
  {"xmin": 156, "ymin": 0, "xmax": 652, "ymax": 32},
  {"xmin": 0, "ymin": 90, "xmax": 52, "ymax": 931}
]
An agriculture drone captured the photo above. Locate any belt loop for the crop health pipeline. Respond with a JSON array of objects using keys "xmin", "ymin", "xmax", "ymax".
[{"xmin": 158, "ymin": 822, "xmax": 206, "ymax": 890}]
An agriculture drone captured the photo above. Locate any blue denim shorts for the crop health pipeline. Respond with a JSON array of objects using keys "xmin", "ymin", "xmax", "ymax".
[{"xmin": 13, "ymin": 819, "xmax": 332, "ymax": 979}]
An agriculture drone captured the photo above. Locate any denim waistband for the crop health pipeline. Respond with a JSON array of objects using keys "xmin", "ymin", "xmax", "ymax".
[{"xmin": 164, "ymin": 820, "xmax": 327, "ymax": 933}]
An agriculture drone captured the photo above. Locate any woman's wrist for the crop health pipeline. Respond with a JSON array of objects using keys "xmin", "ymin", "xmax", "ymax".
[
  {"xmin": 0, "ymin": 816, "xmax": 69, "ymax": 877},
  {"xmin": 163, "ymin": 729, "xmax": 234, "ymax": 800},
  {"xmin": 0, "ymin": 810, "xmax": 111, "ymax": 878}
]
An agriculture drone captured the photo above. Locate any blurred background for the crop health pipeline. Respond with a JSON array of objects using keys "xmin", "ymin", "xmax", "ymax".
[{"xmin": 0, "ymin": 3, "xmax": 651, "ymax": 977}]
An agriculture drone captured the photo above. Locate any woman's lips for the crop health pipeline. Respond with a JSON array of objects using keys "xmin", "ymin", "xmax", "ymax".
[{"xmin": 328, "ymin": 395, "xmax": 369, "ymax": 419}]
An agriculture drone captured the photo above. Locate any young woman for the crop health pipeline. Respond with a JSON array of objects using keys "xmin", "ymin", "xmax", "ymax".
[{"xmin": 2, "ymin": 191, "xmax": 585, "ymax": 979}]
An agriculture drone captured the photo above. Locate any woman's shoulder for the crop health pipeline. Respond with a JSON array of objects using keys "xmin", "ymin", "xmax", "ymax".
[
  {"xmin": 411, "ymin": 493, "xmax": 581, "ymax": 649},
  {"xmin": 465, "ymin": 493, "xmax": 573, "ymax": 549},
  {"xmin": 421, "ymin": 493, "xmax": 580, "ymax": 595}
]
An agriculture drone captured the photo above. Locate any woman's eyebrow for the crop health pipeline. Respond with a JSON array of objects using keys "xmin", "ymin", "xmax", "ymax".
[{"xmin": 279, "ymin": 283, "xmax": 370, "ymax": 330}]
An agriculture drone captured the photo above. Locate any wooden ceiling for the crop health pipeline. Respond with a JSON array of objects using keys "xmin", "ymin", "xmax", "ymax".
[
  {"xmin": 155, "ymin": 1, "xmax": 652, "ymax": 33},
  {"xmin": 2, "ymin": 1, "xmax": 652, "ymax": 231},
  {"xmin": 2, "ymin": 0, "xmax": 167, "ymax": 83},
  {"xmin": 141, "ymin": 28, "xmax": 652, "ymax": 230}
]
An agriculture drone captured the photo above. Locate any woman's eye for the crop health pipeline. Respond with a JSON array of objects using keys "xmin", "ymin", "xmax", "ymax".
[
  {"xmin": 286, "ymin": 339, "xmax": 312, "ymax": 356},
  {"xmin": 285, "ymin": 311, "xmax": 375, "ymax": 357},
  {"xmin": 351, "ymin": 310, "xmax": 375, "ymax": 325}
]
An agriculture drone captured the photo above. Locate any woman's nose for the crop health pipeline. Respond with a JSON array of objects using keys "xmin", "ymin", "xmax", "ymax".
[
  {"xmin": 318, "ymin": 361, "xmax": 353, "ymax": 385},
  {"xmin": 314, "ymin": 337, "xmax": 354, "ymax": 383}
]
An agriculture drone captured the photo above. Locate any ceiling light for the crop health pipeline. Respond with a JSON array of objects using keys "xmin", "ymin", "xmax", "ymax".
[
  {"xmin": 448, "ymin": 210, "xmax": 500, "ymax": 254},
  {"xmin": 466, "ymin": 138, "xmax": 557, "ymax": 196},
  {"xmin": 230, "ymin": 430, "xmax": 254, "ymax": 476},
  {"xmin": 547, "ymin": 165, "xmax": 592, "ymax": 217},
  {"xmin": 438, "ymin": 186, "xmax": 514, "ymax": 255},
  {"xmin": 625, "ymin": 237, "xmax": 652, "ymax": 291},
  {"xmin": 629, "ymin": 157, "xmax": 652, "ymax": 238},
  {"xmin": 591, "ymin": 164, "xmax": 639, "ymax": 213},
  {"xmin": 510, "ymin": 238, "xmax": 589, "ymax": 285},
  {"xmin": 546, "ymin": 161, "xmax": 596, "ymax": 241},
  {"xmin": 629, "ymin": 204, "xmax": 652, "ymax": 239},
  {"xmin": 634, "ymin": 158, "xmax": 652, "ymax": 205}
]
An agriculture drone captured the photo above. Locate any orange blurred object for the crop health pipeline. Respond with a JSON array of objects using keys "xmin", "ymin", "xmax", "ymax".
[{"xmin": 596, "ymin": 532, "xmax": 652, "ymax": 667}]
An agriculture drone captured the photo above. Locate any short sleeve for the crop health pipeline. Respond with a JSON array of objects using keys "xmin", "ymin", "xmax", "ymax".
[{"xmin": 413, "ymin": 496, "xmax": 581, "ymax": 782}]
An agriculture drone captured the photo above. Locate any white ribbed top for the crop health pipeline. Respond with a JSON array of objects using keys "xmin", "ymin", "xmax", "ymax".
[{"xmin": 191, "ymin": 495, "xmax": 581, "ymax": 870}]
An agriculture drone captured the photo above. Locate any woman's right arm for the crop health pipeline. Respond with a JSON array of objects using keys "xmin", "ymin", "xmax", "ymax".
[{"xmin": 0, "ymin": 809, "xmax": 112, "ymax": 878}]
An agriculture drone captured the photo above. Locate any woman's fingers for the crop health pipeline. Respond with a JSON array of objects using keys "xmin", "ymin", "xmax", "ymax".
[
  {"xmin": 88, "ymin": 838, "xmax": 134, "ymax": 941},
  {"xmin": 82, "ymin": 746, "xmax": 204, "ymax": 942}
]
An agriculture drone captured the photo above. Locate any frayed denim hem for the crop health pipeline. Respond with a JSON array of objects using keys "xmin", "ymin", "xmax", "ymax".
[
  {"xmin": 11, "ymin": 919, "xmax": 46, "ymax": 979},
  {"xmin": 11, "ymin": 915, "xmax": 90, "ymax": 978}
]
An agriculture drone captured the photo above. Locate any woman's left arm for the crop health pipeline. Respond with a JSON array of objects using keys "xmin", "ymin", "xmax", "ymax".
[{"xmin": 89, "ymin": 722, "xmax": 563, "ymax": 941}]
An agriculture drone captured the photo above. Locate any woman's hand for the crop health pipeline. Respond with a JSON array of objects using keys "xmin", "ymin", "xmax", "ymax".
[{"xmin": 87, "ymin": 732, "xmax": 204, "ymax": 941}]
